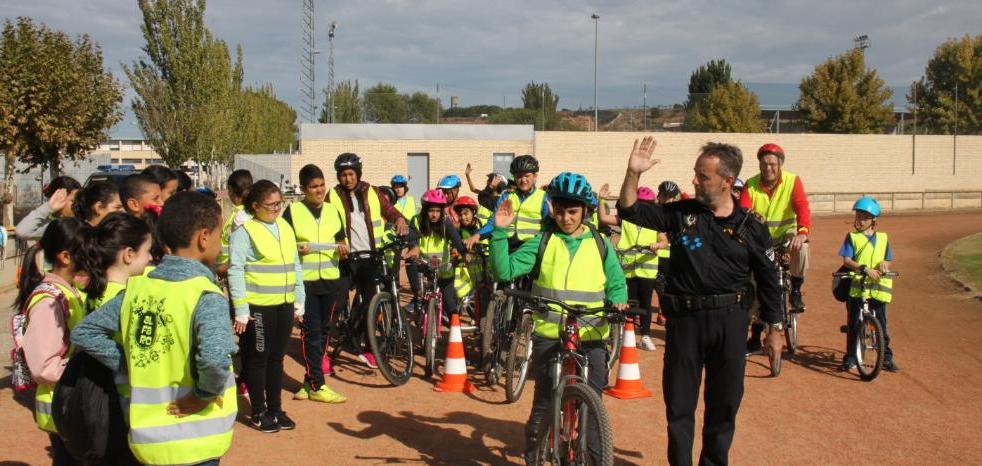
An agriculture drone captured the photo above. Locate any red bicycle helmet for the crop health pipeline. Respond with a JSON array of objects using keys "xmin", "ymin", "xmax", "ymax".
[
  {"xmin": 757, "ymin": 143, "xmax": 785, "ymax": 161},
  {"xmin": 637, "ymin": 186, "xmax": 656, "ymax": 201},
  {"xmin": 452, "ymin": 196, "xmax": 479, "ymax": 212},
  {"xmin": 421, "ymin": 189, "xmax": 449, "ymax": 206}
]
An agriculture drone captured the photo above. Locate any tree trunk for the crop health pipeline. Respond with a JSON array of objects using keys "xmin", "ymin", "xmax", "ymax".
[
  {"xmin": 2, "ymin": 154, "xmax": 14, "ymax": 228},
  {"xmin": 48, "ymin": 157, "xmax": 62, "ymax": 180}
]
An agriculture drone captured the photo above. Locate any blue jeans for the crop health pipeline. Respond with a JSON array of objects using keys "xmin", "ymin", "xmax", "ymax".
[{"xmin": 846, "ymin": 297, "xmax": 893, "ymax": 363}]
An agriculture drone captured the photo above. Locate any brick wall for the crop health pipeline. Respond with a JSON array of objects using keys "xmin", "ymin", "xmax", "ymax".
[{"xmin": 294, "ymin": 127, "xmax": 982, "ymax": 202}]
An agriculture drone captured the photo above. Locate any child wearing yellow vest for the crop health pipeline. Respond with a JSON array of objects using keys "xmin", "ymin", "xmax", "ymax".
[
  {"xmin": 491, "ymin": 172, "xmax": 628, "ymax": 464},
  {"xmin": 838, "ymin": 197, "xmax": 898, "ymax": 372},
  {"xmin": 15, "ymin": 217, "xmax": 86, "ymax": 465},
  {"xmin": 73, "ymin": 192, "xmax": 239, "ymax": 466},
  {"xmin": 407, "ymin": 189, "xmax": 468, "ymax": 318},
  {"xmin": 216, "ymin": 169, "xmax": 254, "ymax": 273},
  {"xmin": 229, "ymin": 180, "xmax": 306, "ymax": 433},
  {"xmin": 78, "ymin": 213, "xmax": 154, "ymax": 312},
  {"xmin": 281, "ymin": 165, "xmax": 347, "ymax": 403}
]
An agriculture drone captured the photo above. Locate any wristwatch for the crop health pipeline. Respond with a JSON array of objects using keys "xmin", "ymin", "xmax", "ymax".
[{"xmin": 768, "ymin": 322, "xmax": 784, "ymax": 331}]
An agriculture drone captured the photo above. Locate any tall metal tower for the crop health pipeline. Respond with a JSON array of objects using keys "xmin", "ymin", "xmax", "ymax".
[
  {"xmin": 300, "ymin": 0, "xmax": 317, "ymax": 123},
  {"xmin": 327, "ymin": 21, "xmax": 337, "ymax": 123}
]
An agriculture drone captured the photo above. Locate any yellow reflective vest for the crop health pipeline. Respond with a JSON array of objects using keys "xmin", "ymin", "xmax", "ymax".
[
  {"xmin": 288, "ymin": 201, "xmax": 342, "ymax": 282},
  {"xmin": 118, "ymin": 275, "xmax": 236, "ymax": 465},
  {"xmin": 329, "ymin": 186, "xmax": 386, "ymax": 249},
  {"xmin": 30, "ymin": 281, "xmax": 85, "ymax": 433},
  {"xmin": 617, "ymin": 220, "xmax": 661, "ymax": 279},
  {"xmin": 218, "ymin": 205, "xmax": 246, "ymax": 265},
  {"xmin": 746, "ymin": 171, "xmax": 799, "ymax": 242},
  {"xmin": 414, "ymin": 216, "xmax": 454, "ymax": 279},
  {"xmin": 848, "ymin": 232, "xmax": 893, "ymax": 303},
  {"xmin": 531, "ymin": 232, "xmax": 608, "ymax": 341},
  {"xmin": 394, "ymin": 194, "xmax": 418, "ymax": 220},
  {"xmin": 507, "ymin": 188, "xmax": 547, "ymax": 241},
  {"xmin": 241, "ymin": 218, "xmax": 298, "ymax": 306}
]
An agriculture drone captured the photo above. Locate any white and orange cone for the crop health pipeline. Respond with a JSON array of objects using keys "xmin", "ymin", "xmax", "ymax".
[
  {"xmin": 605, "ymin": 320, "xmax": 653, "ymax": 399},
  {"xmin": 434, "ymin": 313, "xmax": 475, "ymax": 393}
]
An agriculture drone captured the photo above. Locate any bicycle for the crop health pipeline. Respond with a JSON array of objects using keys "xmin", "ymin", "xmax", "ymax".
[
  {"xmin": 750, "ymin": 240, "xmax": 800, "ymax": 377},
  {"xmin": 413, "ymin": 252, "xmax": 480, "ymax": 379},
  {"xmin": 832, "ymin": 271, "xmax": 899, "ymax": 381},
  {"xmin": 333, "ymin": 236, "xmax": 415, "ymax": 386},
  {"xmin": 501, "ymin": 276, "xmax": 536, "ymax": 403},
  {"xmin": 502, "ymin": 289, "xmax": 635, "ymax": 466}
]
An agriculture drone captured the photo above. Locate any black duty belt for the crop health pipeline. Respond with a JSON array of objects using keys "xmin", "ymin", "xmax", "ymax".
[{"xmin": 662, "ymin": 292, "xmax": 745, "ymax": 311}]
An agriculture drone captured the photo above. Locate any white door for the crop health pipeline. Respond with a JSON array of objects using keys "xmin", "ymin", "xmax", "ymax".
[{"xmin": 407, "ymin": 153, "xmax": 429, "ymax": 201}]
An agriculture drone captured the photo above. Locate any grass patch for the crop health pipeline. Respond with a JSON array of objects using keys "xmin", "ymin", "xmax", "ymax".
[{"xmin": 945, "ymin": 233, "xmax": 982, "ymax": 292}]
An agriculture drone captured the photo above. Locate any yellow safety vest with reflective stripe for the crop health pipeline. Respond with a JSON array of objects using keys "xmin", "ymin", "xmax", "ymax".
[
  {"xmin": 31, "ymin": 281, "xmax": 85, "ymax": 433},
  {"xmin": 746, "ymin": 171, "xmax": 799, "ymax": 242},
  {"xmin": 617, "ymin": 220, "xmax": 660, "ymax": 279},
  {"xmin": 395, "ymin": 195, "xmax": 417, "ymax": 219},
  {"xmin": 218, "ymin": 205, "xmax": 246, "ymax": 265},
  {"xmin": 241, "ymin": 218, "xmax": 297, "ymax": 306},
  {"xmin": 531, "ymin": 232, "xmax": 608, "ymax": 341},
  {"xmin": 118, "ymin": 275, "xmax": 236, "ymax": 466},
  {"xmin": 848, "ymin": 232, "xmax": 893, "ymax": 303},
  {"xmin": 329, "ymin": 186, "xmax": 386, "ymax": 249},
  {"xmin": 288, "ymin": 201, "xmax": 342, "ymax": 282},
  {"xmin": 507, "ymin": 188, "xmax": 546, "ymax": 241},
  {"xmin": 453, "ymin": 226, "xmax": 486, "ymax": 298},
  {"xmin": 414, "ymin": 216, "xmax": 454, "ymax": 279},
  {"xmin": 476, "ymin": 205, "xmax": 492, "ymax": 225}
]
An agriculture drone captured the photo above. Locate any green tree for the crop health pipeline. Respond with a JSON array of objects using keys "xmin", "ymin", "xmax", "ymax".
[
  {"xmin": 406, "ymin": 92, "xmax": 439, "ymax": 123},
  {"xmin": 0, "ymin": 17, "xmax": 122, "ymax": 179},
  {"xmin": 235, "ymin": 84, "xmax": 296, "ymax": 154},
  {"xmin": 796, "ymin": 48, "xmax": 894, "ymax": 133},
  {"xmin": 319, "ymin": 79, "xmax": 362, "ymax": 123},
  {"xmin": 687, "ymin": 81, "xmax": 764, "ymax": 132},
  {"xmin": 363, "ymin": 83, "xmax": 407, "ymax": 123},
  {"xmin": 909, "ymin": 35, "xmax": 982, "ymax": 135},
  {"xmin": 685, "ymin": 59, "xmax": 732, "ymax": 109},
  {"xmin": 520, "ymin": 82, "xmax": 562, "ymax": 130},
  {"xmin": 488, "ymin": 108, "xmax": 539, "ymax": 126},
  {"xmin": 126, "ymin": 0, "xmax": 241, "ymax": 167}
]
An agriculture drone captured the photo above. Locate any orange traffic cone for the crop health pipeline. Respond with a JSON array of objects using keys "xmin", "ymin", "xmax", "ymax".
[
  {"xmin": 434, "ymin": 313, "xmax": 475, "ymax": 393},
  {"xmin": 605, "ymin": 320, "xmax": 652, "ymax": 399}
]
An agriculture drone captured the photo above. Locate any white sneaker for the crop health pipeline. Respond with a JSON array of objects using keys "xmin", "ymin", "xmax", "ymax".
[{"xmin": 639, "ymin": 335, "xmax": 657, "ymax": 351}]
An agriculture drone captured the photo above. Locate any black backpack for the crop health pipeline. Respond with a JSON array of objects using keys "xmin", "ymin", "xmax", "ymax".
[
  {"xmin": 832, "ymin": 266, "xmax": 852, "ymax": 302},
  {"xmin": 52, "ymin": 351, "xmax": 136, "ymax": 465}
]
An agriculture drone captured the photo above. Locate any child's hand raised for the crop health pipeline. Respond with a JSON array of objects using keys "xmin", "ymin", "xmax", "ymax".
[{"xmin": 495, "ymin": 199, "xmax": 515, "ymax": 227}]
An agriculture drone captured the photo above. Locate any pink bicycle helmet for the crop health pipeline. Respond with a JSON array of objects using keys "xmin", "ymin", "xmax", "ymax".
[
  {"xmin": 637, "ymin": 186, "xmax": 656, "ymax": 201},
  {"xmin": 421, "ymin": 188, "xmax": 449, "ymax": 206}
]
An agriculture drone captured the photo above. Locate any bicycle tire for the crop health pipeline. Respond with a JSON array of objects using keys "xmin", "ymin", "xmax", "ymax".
[
  {"xmin": 606, "ymin": 320, "xmax": 624, "ymax": 371},
  {"xmin": 366, "ymin": 292, "xmax": 414, "ymax": 386},
  {"xmin": 784, "ymin": 312, "xmax": 798, "ymax": 355},
  {"xmin": 856, "ymin": 313, "xmax": 885, "ymax": 381},
  {"xmin": 530, "ymin": 383, "xmax": 614, "ymax": 466},
  {"xmin": 424, "ymin": 298, "xmax": 440, "ymax": 379},
  {"xmin": 505, "ymin": 312, "xmax": 534, "ymax": 403},
  {"xmin": 768, "ymin": 345, "xmax": 782, "ymax": 377},
  {"xmin": 480, "ymin": 295, "xmax": 501, "ymax": 384}
]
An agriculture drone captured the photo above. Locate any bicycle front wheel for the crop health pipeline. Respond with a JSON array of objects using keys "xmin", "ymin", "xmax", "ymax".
[
  {"xmin": 531, "ymin": 383, "xmax": 614, "ymax": 466},
  {"xmin": 480, "ymin": 293, "xmax": 502, "ymax": 385},
  {"xmin": 366, "ymin": 292, "xmax": 414, "ymax": 386},
  {"xmin": 505, "ymin": 312, "xmax": 534, "ymax": 403},
  {"xmin": 423, "ymin": 298, "xmax": 440, "ymax": 379},
  {"xmin": 605, "ymin": 320, "xmax": 624, "ymax": 371},
  {"xmin": 784, "ymin": 312, "xmax": 798, "ymax": 355},
  {"xmin": 856, "ymin": 313, "xmax": 885, "ymax": 381}
]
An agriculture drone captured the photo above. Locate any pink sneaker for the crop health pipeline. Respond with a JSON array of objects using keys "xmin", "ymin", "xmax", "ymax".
[
  {"xmin": 237, "ymin": 380, "xmax": 249, "ymax": 397},
  {"xmin": 322, "ymin": 354, "xmax": 333, "ymax": 376},
  {"xmin": 357, "ymin": 352, "xmax": 379, "ymax": 369}
]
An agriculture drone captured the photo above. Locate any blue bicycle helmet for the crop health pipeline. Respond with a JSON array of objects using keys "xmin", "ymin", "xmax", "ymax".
[
  {"xmin": 437, "ymin": 175, "xmax": 461, "ymax": 189},
  {"xmin": 547, "ymin": 172, "xmax": 595, "ymax": 206},
  {"xmin": 852, "ymin": 196, "xmax": 881, "ymax": 217},
  {"xmin": 391, "ymin": 174, "xmax": 408, "ymax": 186}
]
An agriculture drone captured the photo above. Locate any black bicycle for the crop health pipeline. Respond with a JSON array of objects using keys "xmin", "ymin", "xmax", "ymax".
[
  {"xmin": 832, "ymin": 271, "xmax": 899, "ymax": 381},
  {"xmin": 334, "ymin": 236, "xmax": 415, "ymax": 386},
  {"xmin": 502, "ymin": 289, "xmax": 638, "ymax": 466}
]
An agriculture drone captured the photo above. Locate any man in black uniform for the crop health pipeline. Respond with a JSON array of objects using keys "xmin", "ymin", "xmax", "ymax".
[{"xmin": 616, "ymin": 137, "xmax": 784, "ymax": 466}]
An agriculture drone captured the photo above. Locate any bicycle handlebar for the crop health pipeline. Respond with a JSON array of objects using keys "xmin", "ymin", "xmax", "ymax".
[
  {"xmin": 832, "ymin": 271, "xmax": 900, "ymax": 278},
  {"xmin": 348, "ymin": 235, "xmax": 410, "ymax": 261},
  {"xmin": 500, "ymin": 289, "xmax": 645, "ymax": 317}
]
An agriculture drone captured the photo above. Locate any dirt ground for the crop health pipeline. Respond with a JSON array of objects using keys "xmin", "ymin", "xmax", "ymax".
[{"xmin": 2, "ymin": 212, "xmax": 982, "ymax": 465}]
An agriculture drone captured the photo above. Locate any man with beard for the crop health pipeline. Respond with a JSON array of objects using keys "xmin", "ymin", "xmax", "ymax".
[{"xmin": 616, "ymin": 137, "xmax": 783, "ymax": 466}]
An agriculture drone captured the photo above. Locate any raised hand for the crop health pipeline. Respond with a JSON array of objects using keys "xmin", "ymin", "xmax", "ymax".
[
  {"xmin": 465, "ymin": 163, "xmax": 473, "ymax": 176},
  {"xmin": 599, "ymin": 183, "xmax": 610, "ymax": 199},
  {"xmin": 495, "ymin": 199, "xmax": 515, "ymax": 228},
  {"xmin": 627, "ymin": 136, "xmax": 660, "ymax": 175},
  {"xmin": 47, "ymin": 188, "xmax": 69, "ymax": 212}
]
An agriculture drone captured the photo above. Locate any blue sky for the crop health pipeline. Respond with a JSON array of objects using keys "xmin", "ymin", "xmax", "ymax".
[{"xmin": 4, "ymin": 0, "xmax": 978, "ymax": 135}]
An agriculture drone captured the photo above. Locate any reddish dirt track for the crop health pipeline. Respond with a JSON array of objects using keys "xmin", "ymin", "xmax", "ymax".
[{"xmin": 2, "ymin": 211, "xmax": 982, "ymax": 465}]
